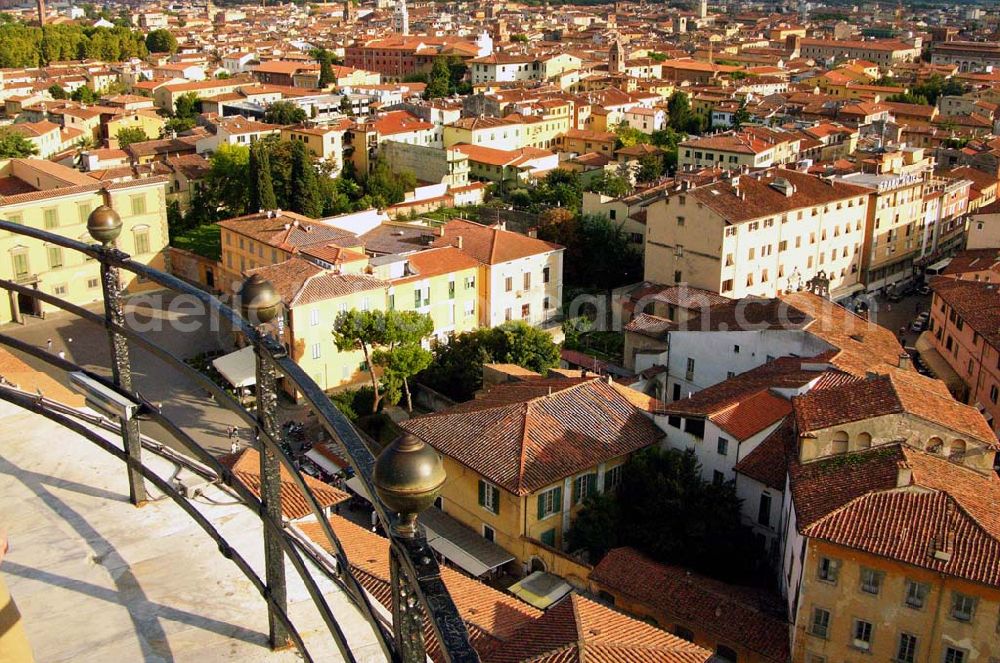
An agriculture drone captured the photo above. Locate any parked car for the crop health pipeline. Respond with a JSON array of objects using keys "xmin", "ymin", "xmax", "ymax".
[{"xmin": 911, "ymin": 311, "xmax": 930, "ymax": 332}]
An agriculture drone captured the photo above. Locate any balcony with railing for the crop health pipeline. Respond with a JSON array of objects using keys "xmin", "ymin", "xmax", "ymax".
[{"xmin": 0, "ymin": 203, "xmax": 479, "ymax": 663}]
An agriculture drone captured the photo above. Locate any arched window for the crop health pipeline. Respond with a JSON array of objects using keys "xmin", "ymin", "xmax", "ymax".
[
  {"xmin": 926, "ymin": 436, "xmax": 944, "ymax": 454},
  {"xmin": 856, "ymin": 432, "xmax": 872, "ymax": 450},
  {"xmin": 832, "ymin": 431, "xmax": 849, "ymax": 454},
  {"xmin": 949, "ymin": 439, "xmax": 967, "ymax": 460}
]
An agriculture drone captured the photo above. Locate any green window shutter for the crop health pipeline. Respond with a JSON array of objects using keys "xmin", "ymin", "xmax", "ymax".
[
  {"xmin": 604, "ymin": 471, "xmax": 612, "ymax": 492},
  {"xmin": 572, "ymin": 478, "xmax": 579, "ymax": 504},
  {"xmin": 492, "ymin": 486, "xmax": 500, "ymax": 515},
  {"xmin": 537, "ymin": 493, "xmax": 545, "ymax": 519},
  {"xmin": 587, "ymin": 473, "xmax": 597, "ymax": 496},
  {"xmin": 541, "ymin": 528, "xmax": 555, "ymax": 547},
  {"xmin": 553, "ymin": 486, "xmax": 562, "ymax": 512},
  {"xmin": 478, "ymin": 480, "xmax": 485, "ymax": 507}
]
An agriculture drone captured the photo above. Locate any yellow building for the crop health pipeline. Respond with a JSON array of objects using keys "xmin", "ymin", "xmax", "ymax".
[
  {"xmin": 833, "ymin": 147, "xmax": 932, "ymax": 292},
  {"xmin": 246, "ymin": 246, "xmax": 480, "ymax": 393},
  {"xmin": 280, "ymin": 120, "xmax": 352, "ymax": 176},
  {"xmin": 0, "ymin": 158, "xmax": 169, "ymax": 323},
  {"xmin": 104, "ymin": 110, "xmax": 167, "ymax": 149},
  {"xmin": 401, "ymin": 376, "xmax": 663, "ymax": 578},
  {"xmin": 443, "ymin": 116, "xmax": 528, "ymax": 151},
  {"xmin": 787, "ymin": 371, "xmax": 1000, "ymax": 663}
]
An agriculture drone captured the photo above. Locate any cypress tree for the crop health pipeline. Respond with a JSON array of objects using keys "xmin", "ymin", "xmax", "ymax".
[
  {"xmin": 250, "ymin": 143, "xmax": 277, "ymax": 213},
  {"xmin": 289, "ymin": 141, "xmax": 322, "ymax": 218}
]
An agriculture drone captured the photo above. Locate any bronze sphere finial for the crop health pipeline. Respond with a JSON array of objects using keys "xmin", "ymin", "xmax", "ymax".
[
  {"xmin": 373, "ymin": 433, "xmax": 446, "ymax": 537},
  {"xmin": 239, "ymin": 274, "xmax": 281, "ymax": 325},
  {"xmin": 87, "ymin": 204, "xmax": 122, "ymax": 246}
]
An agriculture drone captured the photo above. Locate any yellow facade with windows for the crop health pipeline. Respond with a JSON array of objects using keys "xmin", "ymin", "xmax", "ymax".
[
  {"xmin": 434, "ymin": 454, "xmax": 627, "ymax": 574},
  {"xmin": 794, "ymin": 538, "xmax": 1000, "ymax": 663},
  {"xmin": 0, "ymin": 167, "xmax": 169, "ymax": 323}
]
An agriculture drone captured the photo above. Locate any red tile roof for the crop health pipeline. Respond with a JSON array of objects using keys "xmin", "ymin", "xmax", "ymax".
[
  {"xmin": 590, "ymin": 548, "xmax": 789, "ymax": 663},
  {"xmin": 793, "ymin": 370, "xmax": 997, "ymax": 447},
  {"xmin": 401, "ymin": 378, "xmax": 663, "ymax": 495},
  {"xmin": 792, "ymin": 445, "xmax": 1000, "ymax": 586},
  {"xmin": 431, "ymin": 218, "xmax": 562, "ymax": 265},
  {"xmin": 733, "ymin": 418, "xmax": 796, "ymax": 490},
  {"xmin": 297, "ymin": 517, "xmax": 711, "ymax": 662},
  {"xmin": 929, "ymin": 275, "xmax": 1000, "ymax": 349},
  {"xmin": 218, "ymin": 448, "xmax": 348, "ymax": 520}
]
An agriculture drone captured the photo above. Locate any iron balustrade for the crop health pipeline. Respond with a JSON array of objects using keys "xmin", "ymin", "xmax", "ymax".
[{"xmin": 0, "ymin": 217, "xmax": 479, "ymax": 663}]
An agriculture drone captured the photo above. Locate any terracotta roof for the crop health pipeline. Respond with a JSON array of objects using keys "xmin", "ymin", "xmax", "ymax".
[
  {"xmin": 590, "ymin": 548, "xmax": 789, "ymax": 663},
  {"xmin": 489, "ymin": 593, "xmax": 711, "ymax": 663},
  {"xmin": 782, "ymin": 291, "xmax": 905, "ymax": 376},
  {"xmin": 218, "ymin": 448, "xmax": 348, "ymax": 520},
  {"xmin": 792, "ymin": 371, "xmax": 997, "ymax": 446},
  {"xmin": 297, "ymin": 515, "xmax": 541, "ymax": 661},
  {"xmin": 246, "ymin": 257, "xmax": 388, "ymax": 308},
  {"xmin": 391, "ymin": 246, "xmax": 480, "ymax": 285},
  {"xmin": 624, "ymin": 313, "xmax": 674, "ymax": 339},
  {"xmin": 791, "ymin": 444, "xmax": 1000, "ymax": 586},
  {"xmin": 218, "ymin": 211, "xmax": 357, "ymax": 252},
  {"xmin": 681, "ymin": 297, "xmax": 812, "ymax": 332},
  {"xmin": 431, "ymin": 219, "xmax": 562, "ymax": 265},
  {"xmin": 733, "ymin": 417, "xmax": 796, "ymax": 490},
  {"xmin": 401, "ymin": 378, "xmax": 663, "ymax": 495},
  {"xmin": 690, "ymin": 168, "xmax": 872, "ymax": 225}
]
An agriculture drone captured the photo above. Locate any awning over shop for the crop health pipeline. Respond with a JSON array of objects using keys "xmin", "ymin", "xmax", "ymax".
[
  {"xmin": 508, "ymin": 571, "xmax": 573, "ymax": 610},
  {"xmin": 344, "ymin": 475, "xmax": 373, "ymax": 502},
  {"xmin": 926, "ymin": 257, "xmax": 953, "ymax": 273},
  {"xmin": 305, "ymin": 446, "xmax": 347, "ymax": 475},
  {"xmin": 212, "ymin": 346, "xmax": 256, "ymax": 389},
  {"xmin": 419, "ymin": 508, "xmax": 514, "ymax": 578},
  {"xmin": 915, "ymin": 333, "xmax": 966, "ymax": 396}
]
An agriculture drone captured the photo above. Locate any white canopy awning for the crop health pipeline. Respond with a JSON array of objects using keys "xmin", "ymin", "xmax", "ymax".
[
  {"xmin": 508, "ymin": 571, "xmax": 573, "ymax": 610},
  {"xmin": 420, "ymin": 508, "xmax": 514, "ymax": 577},
  {"xmin": 212, "ymin": 346, "xmax": 256, "ymax": 389},
  {"xmin": 305, "ymin": 448, "xmax": 343, "ymax": 475}
]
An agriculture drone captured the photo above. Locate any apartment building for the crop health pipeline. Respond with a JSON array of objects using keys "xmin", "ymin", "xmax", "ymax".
[
  {"xmin": 645, "ymin": 168, "xmax": 871, "ymax": 300},
  {"xmin": 834, "ymin": 147, "xmax": 933, "ymax": 293},
  {"xmin": 923, "ymin": 267, "xmax": 1000, "ymax": 437},
  {"xmin": 0, "ymin": 159, "xmax": 168, "ymax": 323},
  {"xmin": 280, "ymin": 121, "xmax": 352, "ymax": 176},
  {"xmin": 345, "ymin": 110, "xmax": 439, "ymax": 174},
  {"xmin": 920, "ymin": 175, "xmax": 971, "ymax": 260},
  {"xmin": 930, "ymin": 40, "xmax": 1000, "ymax": 72},
  {"xmin": 783, "ymin": 373, "xmax": 1000, "ymax": 663},
  {"xmin": 796, "ymin": 37, "xmax": 922, "ymax": 66},
  {"xmin": 401, "ymin": 376, "xmax": 662, "ymax": 573},
  {"xmin": 677, "ymin": 127, "xmax": 802, "ymax": 171},
  {"xmin": 430, "ymin": 219, "xmax": 563, "ymax": 328}
]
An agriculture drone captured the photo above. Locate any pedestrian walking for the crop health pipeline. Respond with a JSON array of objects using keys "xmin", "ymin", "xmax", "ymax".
[
  {"xmin": 230, "ymin": 438, "xmax": 240, "ymax": 454},
  {"xmin": 46, "ymin": 338, "xmax": 52, "ymax": 352}
]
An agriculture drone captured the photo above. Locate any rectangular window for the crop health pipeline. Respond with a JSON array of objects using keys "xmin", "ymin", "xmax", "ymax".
[
  {"xmin": 860, "ymin": 567, "xmax": 882, "ymax": 595},
  {"xmin": 667, "ymin": 415, "xmax": 681, "ymax": 428},
  {"xmin": 712, "ymin": 470, "xmax": 724, "ymax": 485},
  {"xmin": 311, "ymin": 343, "xmax": 321, "ymax": 359},
  {"xmin": 757, "ymin": 493, "xmax": 772, "ymax": 526},
  {"xmin": 134, "ymin": 230, "xmax": 150, "ymax": 255},
  {"xmin": 310, "ymin": 309, "xmax": 320, "ymax": 326},
  {"xmin": 573, "ymin": 473, "xmax": 596, "ymax": 504},
  {"xmin": 951, "ymin": 593, "xmax": 976, "ymax": 622},
  {"xmin": 852, "ymin": 619, "xmax": 873, "ymax": 651},
  {"xmin": 505, "ymin": 276, "xmax": 513, "ymax": 292},
  {"xmin": 686, "ymin": 357, "xmax": 695, "ymax": 381},
  {"xmin": 536, "ymin": 486, "xmax": 562, "ymax": 519},
  {"xmin": 542, "ymin": 266, "xmax": 550, "ymax": 283},
  {"xmin": 77, "ymin": 202, "xmax": 91, "ymax": 225},
  {"xmin": 43, "ymin": 208, "xmax": 58, "ymax": 229},
  {"xmin": 53, "ymin": 284, "xmax": 66, "ymax": 296},
  {"xmin": 540, "ymin": 528, "xmax": 556, "ymax": 547},
  {"xmin": 448, "ymin": 281, "xmax": 455, "ymax": 299},
  {"xmin": 896, "ymin": 633, "xmax": 917, "ymax": 663},
  {"xmin": 818, "ymin": 557, "xmax": 838, "ymax": 583},
  {"xmin": 944, "ymin": 647, "xmax": 967, "ymax": 663},
  {"xmin": 12, "ymin": 252, "xmax": 29, "ymax": 279},
  {"xmin": 717, "ymin": 437, "xmax": 729, "ymax": 455},
  {"xmin": 683, "ymin": 418, "xmax": 705, "ymax": 439},
  {"xmin": 523, "ymin": 272, "xmax": 531, "ymax": 290},
  {"xmin": 414, "ymin": 289, "xmax": 421, "ymax": 308},
  {"xmin": 478, "ymin": 479, "xmax": 500, "ymax": 515},
  {"xmin": 130, "ymin": 194, "xmax": 146, "ymax": 216},
  {"xmin": 604, "ymin": 464, "xmax": 623, "ymax": 491},
  {"xmin": 388, "ymin": 294, "xmax": 395, "ymax": 311},
  {"xmin": 87, "ymin": 278, "xmax": 99, "ymax": 289},
  {"xmin": 46, "ymin": 246, "xmax": 63, "ymax": 269}
]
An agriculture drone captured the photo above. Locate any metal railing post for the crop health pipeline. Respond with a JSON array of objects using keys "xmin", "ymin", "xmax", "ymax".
[
  {"xmin": 254, "ymin": 337, "xmax": 290, "ymax": 650},
  {"xmin": 97, "ymin": 253, "xmax": 147, "ymax": 507},
  {"xmin": 390, "ymin": 545, "xmax": 427, "ymax": 662}
]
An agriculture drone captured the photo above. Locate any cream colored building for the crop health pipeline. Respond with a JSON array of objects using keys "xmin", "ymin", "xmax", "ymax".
[
  {"xmin": 833, "ymin": 147, "xmax": 932, "ymax": 292},
  {"xmin": 645, "ymin": 168, "xmax": 872, "ymax": 300},
  {"xmin": 0, "ymin": 159, "xmax": 169, "ymax": 323},
  {"xmin": 280, "ymin": 121, "xmax": 351, "ymax": 176}
]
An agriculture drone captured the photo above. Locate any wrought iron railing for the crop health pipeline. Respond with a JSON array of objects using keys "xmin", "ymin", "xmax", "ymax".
[{"xmin": 0, "ymin": 213, "xmax": 479, "ymax": 663}]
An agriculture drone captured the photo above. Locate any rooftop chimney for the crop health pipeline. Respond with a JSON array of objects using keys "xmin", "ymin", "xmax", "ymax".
[
  {"xmin": 456, "ymin": 235, "xmax": 464, "ymax": 249},
  {"xmin": 898, "ymin": 352, "xmax": 912, "ymax": 370}
]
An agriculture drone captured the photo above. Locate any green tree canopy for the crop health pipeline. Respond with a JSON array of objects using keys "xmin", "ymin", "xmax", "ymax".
[
  {"xmin": 248, "ymin": 142, "xmax": 278, "ymax": 213},
  {"xmin": 371, "ymin": 311, "xmax": 435, "ymax": 411},
  {"xmin": 115, "ymin": 126, "xmax": 149, "ymax": 148},
  {"xmin": 363, "ymin": 156, "xmax": 416, "ymax": 208},
  {"xmin": 47, "ymin": 83, "xmax": 67, "ymax": 99},
  {"xmin": 585, "ymin": 171, "xmax": 631, "ymax": 198},
  {"xmin": 317, "ymin": 48, "xmax": 335, "ymax": 88},
  {"xmin": 289, "ymin": 140, "xmax": 323, "ymax": 217},
  {"xmin": 0, "ymin": 127, "xmax": 39, "ymax": 158},
  {"xmin": 536, "ymin": 213, "xmax": 641, "ymax": 290},
  {"xmin": 425, "ymin": 56, "xmax": 451, "ymax": 99},
  {"xmin": 264, "ymin": 100, "xmax": 307, "ymax": 125},
  {"xmin": 145, "ymin": 28, "xmax": 177, "ymax": 53},
  {"xmin": 70, "ymin": 85, "xmax": 98, "ymax": 103},
  {"xmin": 419, "ymin": 321, "xmax": 560, "ymax": 401},
  {"xmin": 567, "ymin": 447, "xmax": 766, "ymax": 582}
]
